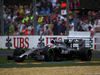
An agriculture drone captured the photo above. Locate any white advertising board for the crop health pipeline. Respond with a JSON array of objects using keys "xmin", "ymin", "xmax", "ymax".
[
  {"xmin": 0, "ymin": 36, "xmax": 67, "ymax": 49},
  {"xmin": 0, "ymin": 32, "xmax": 91, "ymax": 49}
]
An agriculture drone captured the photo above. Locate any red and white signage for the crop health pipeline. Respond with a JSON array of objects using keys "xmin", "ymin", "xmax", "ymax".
[
  {"xmin": 0, "ymin": 32, "xmax": 94, "ymax": 49},
  {"xmin": 61, "ymin": 10, "xmax": 67, "ymax": 15},
  {"xmin": 13, "ymin": 37, "xmax": 29, "ymax": 48},
  {"xmin": 0, "ymin": 36, "xmax": 67, "ymax": 49}
]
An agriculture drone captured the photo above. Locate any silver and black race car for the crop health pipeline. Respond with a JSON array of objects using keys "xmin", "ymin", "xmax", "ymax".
[{"xmin": 8, "ymin": 39, "xmax": 92, "ymax": 62}]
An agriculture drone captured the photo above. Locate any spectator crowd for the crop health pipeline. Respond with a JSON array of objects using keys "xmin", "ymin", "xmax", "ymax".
[{"xmin": 3, "ymin": 0, "xmax": 100, "ymax": 36}]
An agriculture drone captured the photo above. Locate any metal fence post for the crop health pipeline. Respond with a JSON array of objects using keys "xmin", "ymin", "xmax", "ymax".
[
  {"xmin": 74, "ymin": 0, "xmax": 76, "ymax": 31},
  {"xmin": 33, "ymin": 0, "xmax": 37, "ymax": 35},
  {"xmin": 66, "ymin": 0, "xmax": 69, "ymax": 35},
  {"xmin": 0, "ymin": 0, "xmax": 4, "ymax": 35}
]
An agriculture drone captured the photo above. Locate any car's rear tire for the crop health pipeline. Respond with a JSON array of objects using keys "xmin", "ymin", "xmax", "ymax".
[
  {"xmin": 13, "ymin": 48, "xmax": 25, "ymax": 62},
  {"xmin": 43, "ymin": 47, "xmax": 56, "ymax": 61},
  {"xmin": 79, "ymin": 48, "xmax": 92, "ymax": 61}
]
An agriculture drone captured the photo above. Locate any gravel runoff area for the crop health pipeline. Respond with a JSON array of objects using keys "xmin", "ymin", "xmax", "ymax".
[{"xmin": 0, "ymin": 66, "xmax": 100, "ymax": 75}]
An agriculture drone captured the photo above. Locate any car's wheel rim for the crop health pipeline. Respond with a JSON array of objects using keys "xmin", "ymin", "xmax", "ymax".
[
  {"xmin": 48, "ymin": 48, "xmax": 55, "ymax": 61},
  {"xmin": 49, "ymin": 51, "xmax": 54, "ymax": 60}
]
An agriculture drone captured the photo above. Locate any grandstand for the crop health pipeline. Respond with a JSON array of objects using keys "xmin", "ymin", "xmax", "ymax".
[{"xmin": 0, "ymin": 0, "xmax": 99, "ymax": 36}]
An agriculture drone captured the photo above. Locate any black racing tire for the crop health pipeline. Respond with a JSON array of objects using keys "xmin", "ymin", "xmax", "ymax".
[
  {"xmin": 13, "ymin": 48, "xmax": 25, "ymax": 62},
  {"xmin": 79, "ymin": 48, "xmax": 92, "ymax": 61},
  {"xmin": 43, "ymin": 46, "xmax": 56, "ymax": 61}
]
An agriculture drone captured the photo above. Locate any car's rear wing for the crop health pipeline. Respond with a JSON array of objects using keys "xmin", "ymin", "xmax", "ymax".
[{"xmin": 64, "ymin": 38, "xmax": 92, "ymax": 50}]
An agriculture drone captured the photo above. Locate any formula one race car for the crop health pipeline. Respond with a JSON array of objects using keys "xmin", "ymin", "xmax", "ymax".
[{"xmin": 8, "ymin": 39, "xmax": 92, "ymax": 62}]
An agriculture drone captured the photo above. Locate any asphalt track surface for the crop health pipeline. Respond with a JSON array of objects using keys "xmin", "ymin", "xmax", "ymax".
[{"xmin": 0, "ymin": 51, "xmax": 100, "ymax": 58}]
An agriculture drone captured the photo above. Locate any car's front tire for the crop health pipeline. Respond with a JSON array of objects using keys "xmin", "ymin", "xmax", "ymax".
[
  {"xmin": 13, "ymin": 48, "xmax": 25, "ymax": 62},
  {"xmin": 43, "ymin": 46, "xmax": 56, "ymax": 61}
]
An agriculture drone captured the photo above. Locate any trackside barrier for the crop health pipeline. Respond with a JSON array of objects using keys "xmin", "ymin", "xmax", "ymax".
[
  {"xmin": 0, "ymin": 31, "xmax": 95, "ymax": 50},
  {"xmin": 93, "ymin": 36, "xmax": 100, "ymax": 51}
]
